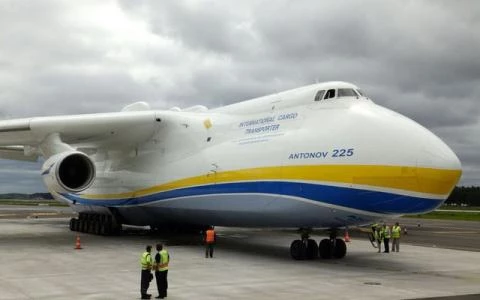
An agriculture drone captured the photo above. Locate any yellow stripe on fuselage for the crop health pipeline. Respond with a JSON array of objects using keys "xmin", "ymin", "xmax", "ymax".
[{"xmin": 83, "ymin": 165, "xmax": 461, "ymax": 200}]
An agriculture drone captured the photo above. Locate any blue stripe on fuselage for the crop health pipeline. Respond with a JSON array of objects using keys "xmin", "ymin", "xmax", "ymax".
[{"xmin": 61, "ymin": 181, "xmax": 443, "ymax": 214}]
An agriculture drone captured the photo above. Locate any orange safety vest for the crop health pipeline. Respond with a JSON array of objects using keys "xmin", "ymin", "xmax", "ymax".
[{"xmin": 206, "ymin": 229, "xmax": 215, "ymax": 243}]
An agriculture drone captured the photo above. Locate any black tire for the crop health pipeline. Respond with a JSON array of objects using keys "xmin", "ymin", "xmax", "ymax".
[
  {"xmin": 73, "ymin": 219, "xmax": 80, "ymax": 231},
  {"xmin": 113, "ymin": 224, "xmax": 122, "ymax": 234},
  {"xmin": 81, "ymin": 220, "xmax": 87, "ymax": 233},
  {"xmin": 87, "ymin": 221, "xmax": 94, "ymax": 234},
  {"xmin": 306, "ymin": 239, "xmax": 318, "ymax": 259},
  {"xmin": 105, "ymin": 222, "xmax": 113, "ymax": 235},
  {"xmin": 290, "ymin": 240, "xmax": 306, "ymax": 260},
  {"xmin": 319, "ymin": 239, "xmax": 332, "ymax": 259},
  {"xmin": 78, "ymin": 220, "xmax": 85, "ymax": 232},
  {"xmin": 93, "ymin": 221, "xmax": 101, "ymax": 235},
  {"xmin": 333, "ymin": 238, "xmax": 347, "ymax": 259},
  {"xmin": 69, "ymin": 218, "xmax": 75, "ymax": 231}
]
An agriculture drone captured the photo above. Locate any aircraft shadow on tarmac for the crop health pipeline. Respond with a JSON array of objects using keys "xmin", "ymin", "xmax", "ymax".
[
  {"xmin": 0, "ymin": 221, "xmax": 446, "ymax": 274},
  {"xmin": 119, "ymin": 229, "xmax": 422, "ymax": 273}
]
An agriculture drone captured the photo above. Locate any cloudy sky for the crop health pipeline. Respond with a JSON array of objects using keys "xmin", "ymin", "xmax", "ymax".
[{"xmin": 0, "ymin": 0, "xmax": 479, "ymax": 193}]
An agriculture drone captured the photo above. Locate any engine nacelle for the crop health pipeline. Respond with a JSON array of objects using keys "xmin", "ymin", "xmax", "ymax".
[{"xmin": 42, "ymin": 151, "xmax": 96, "ymax": 193}]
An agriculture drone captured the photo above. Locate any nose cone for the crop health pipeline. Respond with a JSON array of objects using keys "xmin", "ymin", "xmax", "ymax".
[
  {"xmin": 414, "ymin": 124, "xmax": 462, "ymax": 198},
  {"xmin": 417, "ymin": 127, "xmax": 462, "ymax": 171},
  {"xmin": 369, "ymin": 104, "xmax": 462, "ymax": 198}
]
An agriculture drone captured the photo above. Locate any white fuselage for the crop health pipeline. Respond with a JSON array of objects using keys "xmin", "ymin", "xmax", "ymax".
[{"xmin": 50, "ymin": 82, "xmax": 462, "ymax": 228}]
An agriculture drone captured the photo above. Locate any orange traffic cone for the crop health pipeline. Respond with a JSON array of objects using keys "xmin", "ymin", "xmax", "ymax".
[
  {"xmin": 74, "ymin": 235, "xmax": 82, "ymax": 250},
  {"xmin": 344, "ymin": 230, "xmax": 351, "ymax": 242}
]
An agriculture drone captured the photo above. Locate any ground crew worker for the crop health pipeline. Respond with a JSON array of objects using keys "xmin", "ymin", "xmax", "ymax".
[
  {"xmin": 205, "ymin": 226, "xmax": 216, "ymax": 258},
  {"xmin": 154, "ymin": 243, "xmax": 170, "ymax": 299},
  {"xmin": 140, "ymin": 245, "xmax": 153, "ymax": 299},
  {"xmin": 382, "ymin": 223, "xmax": 391, "ymax": 253},
  {"xmin": 391, "ymin": 222, "xmax": 401, "ymax": 252},
  {"xmin": 377, "ymin": 224, "xmax": 385, "ymax": 251},
  {"xmin": 372, "ymin": 224, "xmax": 382, "ymax": 253}
]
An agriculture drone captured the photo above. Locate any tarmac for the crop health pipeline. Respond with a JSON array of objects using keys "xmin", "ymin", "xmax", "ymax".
[{"xmin": 0, "ymin": 205, "xmax": 479, "ymax": 300}]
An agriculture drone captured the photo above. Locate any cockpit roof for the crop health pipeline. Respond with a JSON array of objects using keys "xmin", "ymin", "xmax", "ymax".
[{"xmin": 314, "ymin": 81, "xmax": 359, "ymax": 90}]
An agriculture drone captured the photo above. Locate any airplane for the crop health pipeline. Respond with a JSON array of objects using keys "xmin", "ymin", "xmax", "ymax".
[{"xmin": 0, "ymin": 81, "xmax": 462, "ymax": 260}]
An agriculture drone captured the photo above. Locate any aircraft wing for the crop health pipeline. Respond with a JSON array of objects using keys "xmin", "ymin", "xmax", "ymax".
[{"xmin": 0, "ymin": 111, "xmax": 158, "ymax": 161}]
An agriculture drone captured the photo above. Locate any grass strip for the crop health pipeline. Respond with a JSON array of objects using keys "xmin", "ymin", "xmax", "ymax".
[
  {"xmin": 0, "ymin": 199, "xmax": 68, "ymax": 207},
  {"xmin": 405, "ymin": 210, "xmax": 480, "ymax": 221}
]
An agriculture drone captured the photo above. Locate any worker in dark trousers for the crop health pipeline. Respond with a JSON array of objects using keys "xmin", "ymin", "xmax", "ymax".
[
  {"xmin": 204, "ymin": 226, "xmax": 216, "ymax": 258},
  {"xmin": 140, "ymin": 245, "xmax": 153, "ymax": 299},
  {"xmin": 154, "ymin": 243, "xmax": 170, "ymax": 299},
  {"xmin": 371, "ymin": 224, "xmax": 382, "ymax": 253},
  {"xmin": 382, "ymin": 223, "xmax": 391, "ymax": 253}
]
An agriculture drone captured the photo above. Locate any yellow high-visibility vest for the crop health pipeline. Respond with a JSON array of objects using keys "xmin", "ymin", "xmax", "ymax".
[
  {"xmin": 140, "ymin": 252, "xmax": 152, "ymax": 270},
  {"xmin": 392, "ymin": 225, "xmax": 401, "ymax": 238},
  {"xmin": 384, "ymin": 226, "xmax": 391, "ymax": 239},
  {"xmin": 158, "ymin": 249, "xmax": 169, "ymax": 271}
]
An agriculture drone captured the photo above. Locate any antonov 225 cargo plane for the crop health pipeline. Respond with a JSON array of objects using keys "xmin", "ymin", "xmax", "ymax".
[{"xmin": 0, "ymin": 81, "xmax": 461, "ymax": 260}]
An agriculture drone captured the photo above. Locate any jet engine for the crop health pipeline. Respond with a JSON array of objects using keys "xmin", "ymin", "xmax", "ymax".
[{"xmin": 42, "ymin": 151, "xmax": 96, "ymax": 193}]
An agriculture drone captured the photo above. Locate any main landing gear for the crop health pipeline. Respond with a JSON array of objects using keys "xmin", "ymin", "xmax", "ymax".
[
  {"xmin": 69, "ymin": 212, "xmax": 121, "ymax": 235},
  {"xmin": 290, "ymin": 228, "xmax": 347, "ymax": 260}
]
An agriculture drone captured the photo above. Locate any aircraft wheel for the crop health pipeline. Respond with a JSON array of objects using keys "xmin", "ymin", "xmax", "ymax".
[
  {"xmin": 93, "ymin": 221, "xmax": 101, "ymax": 235},
  {"xmin": 76, "ymin": 220, "xmax": 81, "ymax": 232},
  {"xmin": 82, "ymin": 220, "xmax": 88, "ymax": 233},
  {"xmin": 91, "ymin": 221, "xmax": 97, "ymax": 234},
  {"xmin": 86, "ymin": 221, "xmax": 93, "ymax": 234},
  {"xmin": 113, "ymin": 224, "xmax": 122, "ymax": 234},
  {"xmin": 79, "ymin": 220, "xmax": 86, "ymax": 232},
  {"xmin": 319, "ymin": 239, "xmax": 332, "ymax": 259},
  {"xmin": 290, "ymin": 240, "xmax": 306, "ymax": 260},
  {"xmin": 74, "ymin": 219, "xmax": 80, "ymax": 231},
  {"xmin": 333, "ymin": 238, "xmax": 347, "ymax": 259},
  {"xmin": 71, "ymin": 219, "xmax": 77, "ymax": 231},
  {"xmin": 83, "ymin": 220, "xmax": 89, "ymax": 233},
  {"xmin": 306, "ymin": 239, "xmax": 318, "ymax": 259},
  {"xmin": 105, "ymin": 222, "xmax": 114, "ymax": 235}
]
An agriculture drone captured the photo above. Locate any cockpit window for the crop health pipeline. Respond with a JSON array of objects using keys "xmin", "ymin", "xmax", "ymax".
[
  {"xmin": 314, "ymin": 90, "xmax": 325, "ymax": 101},
  {"xmin": 324, "ymin": 89, "xmax": 336, "ymax": 99},
  {"xmin": 356, "ymin": 89, "xmax": 365, "ymax": 96},
  {"xmin": 337, "ymin": 88, "xmax": 358, "ymax": 97}
]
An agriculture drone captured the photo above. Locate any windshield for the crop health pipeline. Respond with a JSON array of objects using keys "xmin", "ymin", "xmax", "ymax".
[{"xmin": 337, "ymin": 88, "xmax": 358, "ymax": 97}]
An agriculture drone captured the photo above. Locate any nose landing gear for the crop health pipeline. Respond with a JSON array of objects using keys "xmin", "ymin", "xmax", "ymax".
[{"xmin": 290, "ymin": 228, "xmax": 347, "ymax": 260}]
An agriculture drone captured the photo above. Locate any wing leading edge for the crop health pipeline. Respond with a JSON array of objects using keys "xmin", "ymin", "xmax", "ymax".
[{"xmin": 0, "ymin": 111, "xmax": 158, "ymax": 161}]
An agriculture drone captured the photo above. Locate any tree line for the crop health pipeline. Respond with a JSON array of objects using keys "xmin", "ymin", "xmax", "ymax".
[
  {"xmin": 0, "ymin": 193, "xmax": 53, "ymax": 200},
  {"xmin": 446, "ymin": 186, "xmax": 480, "ymax": 206}
]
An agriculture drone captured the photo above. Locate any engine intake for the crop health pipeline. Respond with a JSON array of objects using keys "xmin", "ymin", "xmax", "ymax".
[
  {"xmin": 58, "ymin": 153, "xmax": 95, "ymax": 191},
  {"xmin": 42, "ymin": 151, "xmax": 96, "ymax": 193}
]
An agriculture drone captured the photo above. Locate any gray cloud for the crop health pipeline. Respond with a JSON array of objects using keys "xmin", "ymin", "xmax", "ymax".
[
  {"xmin": 0, "ymin": 0, "xmax": 479, "ymax": 192},
  {"xmin": 0, "ymin": 160, "xmax": 45, "ymax": 193}
]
